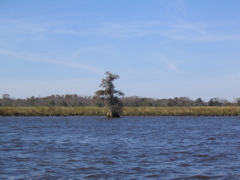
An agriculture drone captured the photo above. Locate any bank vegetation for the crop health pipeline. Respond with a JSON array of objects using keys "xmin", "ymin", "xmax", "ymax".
[
  {"xmin": 1, "ymin": 93, "xmax": 240, "ymax": 116},
  {"xmin": 1, "ymin": 106, "xmax": 240, "ymax": 116}
]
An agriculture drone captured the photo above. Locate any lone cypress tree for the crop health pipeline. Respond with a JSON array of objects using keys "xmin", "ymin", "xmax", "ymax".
[{"xmin": 94, "ymin": 71, "xmax": 124, "ymax": 118}]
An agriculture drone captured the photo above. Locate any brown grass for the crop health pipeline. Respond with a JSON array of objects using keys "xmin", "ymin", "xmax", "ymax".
[{"xmin": 0, "ymin": 106, "xmax": 240, "ymax": 116}]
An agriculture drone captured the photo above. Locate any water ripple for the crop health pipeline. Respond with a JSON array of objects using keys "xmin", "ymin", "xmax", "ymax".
[{"xmin": 1, "ymin": 116, "xmax": 240, "ymax": 179}]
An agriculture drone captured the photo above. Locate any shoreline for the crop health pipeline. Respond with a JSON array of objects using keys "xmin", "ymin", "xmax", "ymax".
[{"xmin": 0, "ymin": 106, "xmax": 240, "ymax": 117}]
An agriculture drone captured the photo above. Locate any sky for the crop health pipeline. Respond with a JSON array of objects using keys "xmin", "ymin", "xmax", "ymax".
[{"xmin": 0, "ymin": 0, "xmax": 240, "ymax": 101}]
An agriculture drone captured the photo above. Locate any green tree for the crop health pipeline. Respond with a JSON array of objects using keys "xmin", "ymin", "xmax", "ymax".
[
  {"xmin": 195, "ymin": 98, "xmax": 205, "ymax": 106},
  {"xmin": 61, "ymin": 101, "xmax": 68, "ymax": 107},
  {"xmin": 208, "ymin": 98, "xmax": 221, "ymax": 106},
  {"xmin": 48, "ymin": 100, "xmax": 55, "ymax": 107},
  {"xmin": 209, "ymin": 99, "xmax": 214, "ymax": 106},
  {"xmin": 94, "ymin": 71, "xmax": 124, "ymax": 117},
  {"xmin": 1, "ymin": 94, "xmax": 13, "ymax": 106},
  {"xmin": 237, "ymin": 98, "xmax": 240, "ymax": 106}
]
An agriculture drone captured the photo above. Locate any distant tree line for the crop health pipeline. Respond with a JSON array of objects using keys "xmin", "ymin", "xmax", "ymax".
[
  {"xmin": 0, "ymin": 93, "xmax": 240, "ymax": 107},
  {"xmin": 0, "ymin": 94, "xmax": 93, "ymax": 107},
  {"xmin": 121, "ymin": 96, "xmax": 240, "ymax": 107}
]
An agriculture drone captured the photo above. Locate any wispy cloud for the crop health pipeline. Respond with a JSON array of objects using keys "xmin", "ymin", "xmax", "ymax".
[
  {"xmin": 148, "ymin": 53, "xmax": 182, "ymax": 73},
  {"xmin": 167, "ymin": 0, "xmax": 188, "ymax": 19},
  {"xmin": 0, "ymin": 18, "xmax": 90, "ymax": 38},
  {"xmin": 0, "ymin": 49, "xmax": 39, "ymax": 62},
  {"xmin": 95, "ymin": 18, "xmax": 240, "ymax": 42},
  {"xmin": 1, "ymin": 16, "xmax": 239, "ymax": 42},
  {"xmin": 163, "ymin": 0, "xmax": 240, "ymax": 42},
  {"xmin": 0, "ymin": 19, "xmax": 62, "ymax": 33},
  {"xmin": 166, "ymin": 21, "xmax": 240, "ymax": 42},
  {"xmin": 0, "ymin": 49, "xmax": 101, "ymax": 74},
  {"xmin": 98, "ymin": 21, "xmax": 158, "ymax": 38},
  {"xmin": 60, "ymin": 61, "xmax": 101, "ymax": 74}
]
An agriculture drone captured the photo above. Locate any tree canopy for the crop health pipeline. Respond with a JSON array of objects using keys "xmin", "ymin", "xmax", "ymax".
[{"xmin": 94, "ymin": 71, "xmax": 124, "ymax": 117}]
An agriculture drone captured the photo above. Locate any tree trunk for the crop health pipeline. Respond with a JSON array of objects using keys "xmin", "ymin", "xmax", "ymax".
[{"xmin": 106, "ymin": 109, "xmax": 120, "ymax": 118}]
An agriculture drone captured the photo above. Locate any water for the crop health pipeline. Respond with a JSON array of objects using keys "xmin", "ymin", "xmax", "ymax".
[{"xmin": 1, "ymin": 116, "xmax": 240, "ymax": 179}]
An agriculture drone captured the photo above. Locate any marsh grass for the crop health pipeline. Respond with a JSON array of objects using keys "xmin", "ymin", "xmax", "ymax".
[
  {"xmin": 0, "ymin": 106, "xmax": 240, "ymax": 116},
  {"xmin": 0, "ymin": 107, "xmax": 105, "ymax": 116},
  {"xmin": 122, "ymin": 107, "xmax": 240, "ymax": 116}
]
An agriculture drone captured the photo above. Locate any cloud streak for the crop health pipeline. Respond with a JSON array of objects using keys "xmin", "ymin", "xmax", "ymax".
[
  {"xmin": 1, "ymin": 16, "xmax": 240, "ymax": 43},
  {"xmin": 0, "ymin": 49, "xmax": 101, "ymax": 74},
  {"xmin": 96, "ymin": 19, "xmax": 240, "ymax": 42}
]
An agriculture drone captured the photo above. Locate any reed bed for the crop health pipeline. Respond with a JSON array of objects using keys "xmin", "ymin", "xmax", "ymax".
[
  {"xmin": 0, "ymin": 107, "xmax": 105, "ymax": 116},
  {"xmin": 0, "ymin": 106, "xmax": 240, "ymax": 116},
  {"xmin": 122, "ymin": 107, "xmax": 240, "ymax": 116}
]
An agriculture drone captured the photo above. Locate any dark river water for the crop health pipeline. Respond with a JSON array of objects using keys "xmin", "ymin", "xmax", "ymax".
[{"xmin": 1, "ymin": 116, "xmax": 240, "ymax": 179}]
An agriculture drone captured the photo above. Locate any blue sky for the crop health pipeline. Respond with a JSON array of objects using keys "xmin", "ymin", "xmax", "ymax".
[{"xmin": 1, "ymin": 0, "xmax": 240, "ymax": 101}]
